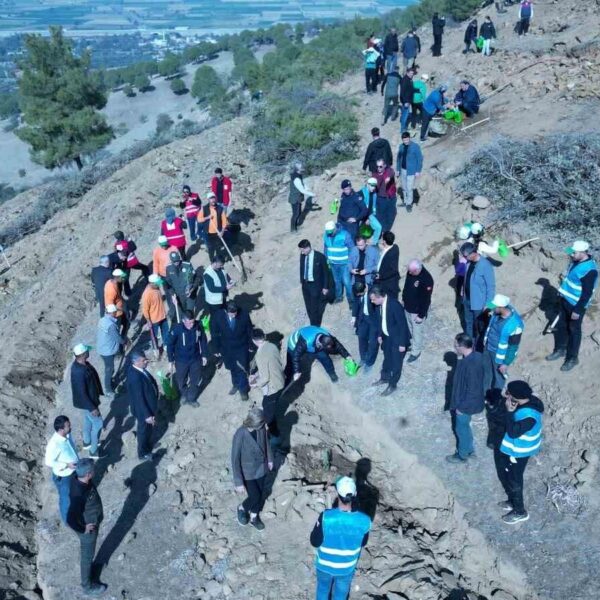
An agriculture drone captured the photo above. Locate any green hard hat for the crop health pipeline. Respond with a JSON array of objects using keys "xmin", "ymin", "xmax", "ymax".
[{"xmin": 359, "ymin": 224, "xmax": 374, "ymax": 238}]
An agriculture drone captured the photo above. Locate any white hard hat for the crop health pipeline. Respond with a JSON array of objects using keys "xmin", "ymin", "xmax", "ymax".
[
  {"xmin": 73, "ymin": 343, "xmax": 91, "ymax": 356},
  {"xmin": 487, "ymin": 293, "xmax": 510, "ymax": 309},
  {"xmin": 470, "ymin": 222, "xmax": 484, "ymax": 235},
  {"xmin": 158, "ymin": 235, "xmax": 168, "ymax": 245},
  {"xmin": 335, "ymin": 476, "xmax": 357, "ymax": 499},
  {"xmin": 566, "ymin": 240, "xmax": 590, "ymax": 254},
  {"xmin": 457, "ymin": 225, "xmax": 471, "ymax": 240},
  {"xmin": 324, "ymin": 221, "xmax": 336, "ymax": 232}
]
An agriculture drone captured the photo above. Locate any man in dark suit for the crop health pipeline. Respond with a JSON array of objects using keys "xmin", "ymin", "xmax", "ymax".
[
  {"xmin": 212, "ymin": 300, "xmax": 253, "ymax": 401},
  {"xmin": 298, "ymin": 239, "xmax": 330, "ymax": 326},
  {"xmin": 369, "ymin": 286, "xmax": 411, "ymax": 396},
  {"xmin": 126, "ymin": 352, "xmax": 159, "ymax": 460},
  {"xmin": 90, "ymin": 256, "xmax": 113, "ymax": 317},
  {"xmin": 351, "ymin": 282, "xmax": 379, "ymax": 373},
  {"xmin": 374, "ymin": 231, "xmax": 400, "ymax": 300}
]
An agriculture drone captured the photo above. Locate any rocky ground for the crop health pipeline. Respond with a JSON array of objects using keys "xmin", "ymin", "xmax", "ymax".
[{"xmin": 1, "ymin": 0, "xmax": 600, "ymax": 598}]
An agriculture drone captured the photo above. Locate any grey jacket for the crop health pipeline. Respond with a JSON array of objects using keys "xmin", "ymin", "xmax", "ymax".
[
  {"xmin": 231, "ymin": 426, "xmax": 272, "ymax": 487},
  {"xmin": 96, "ymin": 314, "xmax": 124, "ymax": 357},
  {"xmin": 349, "ymin": 245, "xmax": 380, "ymax": 286}
]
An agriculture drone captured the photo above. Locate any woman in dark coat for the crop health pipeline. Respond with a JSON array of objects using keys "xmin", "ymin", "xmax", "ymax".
[{"xmin": 463, "ymin": 19, "xmax": 478, "ymax": 53}]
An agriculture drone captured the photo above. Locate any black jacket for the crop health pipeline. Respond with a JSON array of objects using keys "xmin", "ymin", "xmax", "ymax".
[
  {"xmin": 300, "ymin": 250, "xmax": 329, "ymax": 295},
  {"xmin": 400, "ymin": 75, "xmax": 415, "ymax": 105},
  {"xmin": 70, "ymin": 360, "xmax": 103, "ymax": 411},
  {"xmin": 165, "ymin": 261, "xmax": 201, "ymax": 299},
  {"xmin": 126, "ymin": 366, "xmax": 159, "ymax": 420},
  {"xmin": 449, "ymin": 351, "xmax": 485, "ymax": 414},
  {"xmin": 107, "ymin": 251, "xmax": 126, "ymax": 272},
  {"xmin": 211, "ymin": 309, "xmax": 253, "ymax": 356},
  {"xmin": 480, "ymin": 21, "xmax": 496, "ymax": 39},
  {"xmin": 91, "ymin": 266, "xmax": 112, "ymax": 303},
  {"xmin": 362, "ymin": 138, "xmax": 393, "ymax": 172},
  {"xmin": 375, "ymin": 245, "xmax": 400, "ymax": 296},
  {"xmin": 432, "ymin": 16, "xmax": 446, "ymax": 35},
  {"xmin": 67, "ymin": 477, "xmax": 103, "ymax": 534},
  {"xmin": 166, "ymin": 322, "xmax": 208, "ymax": 363},
  {"xmin": 352, "ymin": 293, "xmax": 378, "ymax": 331},
  {"xmin": 291, "ymin": 334, "xmax": 349, "ymax": 373},
  {"xmin": 376, "ymin": 297, "xmax": 411, "ymax": 346},
  {"xmin": 402, "ymin": 267, "xmax": 434, "ymax": 318},
  {"xmin": 383, "ymin": 32, "xmax": 399, "ymax": 54},
  {"xmin": 464, "ymin": 22, "xmax": 478, "ymax": 43}
]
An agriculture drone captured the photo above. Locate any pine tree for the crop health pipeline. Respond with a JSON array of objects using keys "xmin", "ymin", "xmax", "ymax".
[{"xmin": 16, "ymin": 26, "xmax": 113, "ymax": 170}]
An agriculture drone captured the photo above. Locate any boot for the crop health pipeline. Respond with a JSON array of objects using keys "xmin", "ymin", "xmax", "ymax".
[
  {"xmin": 560, "ymin": 357, "xmax": 579, "ymax": 372},
  {"xmin": 545, "ymin": 349, "xmax": 566, "ymax": 361}
]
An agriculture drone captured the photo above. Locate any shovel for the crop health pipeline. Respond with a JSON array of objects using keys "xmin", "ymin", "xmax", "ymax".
[{"xmin": 219, "ymin": 234, "xmax": 247, "ymax": 283}]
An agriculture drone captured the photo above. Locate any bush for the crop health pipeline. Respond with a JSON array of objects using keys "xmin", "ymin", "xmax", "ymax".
[
  {"xmin": 170, "ymin": 78, "xmax": 187, "ymax": 95},
  {"xmin": 191, "ymin": 65, "xmax": 226, "ymax": 105},
  {"xmin": 158, "ymin": 52, "xmax": 183, "ymax": 78},
  {"xmin": 123, "ymin": 84, "xmax": 135, "ymax": 97},
  {"xmin": 0, "ymin": 92, "xmax": 20, "ymax": 119},
  {"xmin": 455, "ymin": 134, "xmax": 600, "ymax": 246},
  {"xmin": 134, "ymin": 73, "xmax": 151, "ymax": 92},
  {"xmin": 18, "ymin": 169, "xmax": 26, "ymax": 178},
  {"xmin": 156, "ymin": 113, "xmax": 174, "ymax": 134}
]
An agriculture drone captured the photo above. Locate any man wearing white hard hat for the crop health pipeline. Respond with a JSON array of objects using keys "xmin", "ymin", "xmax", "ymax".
[
  {"xmin": 310, "ymin": 476, "xmax": 371, "ymax": 600},
  {"xmin": 97, "ymin": 304, "xmax": 127, "ymax": 396},
  {"xmin": 546, "ymin": 240, "xmax": 598, "ymax": 371},
  {"xmin": 104, "ymin": 268, "xmax": 128, "ymax": 335},
  {"xmin": 483, "ymin": 294, "xmax": 524, "ymax": 392}
]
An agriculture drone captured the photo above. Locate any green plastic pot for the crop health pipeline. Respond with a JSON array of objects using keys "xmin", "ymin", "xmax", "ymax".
[
  {"xmin": 201, "ymin": 314, "xmax": 211, "ymax": 333},
  {"xmin": 344, "ymin": 358, "xmax": 359, "ymax": 377},
  {"xmin": 329, "ymin": 198, "xmax": 340, "ymax": 215},
  {"xmin": 498, "ymin": 239, "xmax": 510, "ymax": 258}
]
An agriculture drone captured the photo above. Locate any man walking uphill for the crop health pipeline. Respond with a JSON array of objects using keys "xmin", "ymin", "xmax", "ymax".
[
  {"xmin": 289, "ymin": 162, "xmax": 315, "ymax": 233},
  {"xmin": 380, "ymin": 67, "xmax": 401, "ymax": 126},
  {"xmin": 396, "ymin": 132, "xmax": 423, "ymax": 213},
  {"xmin": 399, "ymin": 68, "xmax": 415, "ymax": 134},
  {"xmin": 337, "ymin": 180, "xmax": 367, "ymax": 241},
  {"xmin": 362, "ymin": 128, "xmax": 392, "ymax": 174},
  {"xmin": 198, "ymin": 192, "xmax": 228, "ymax": 262},
  {"xmin": 211, "ymin": 167, "xmax": 234, "ymax": 215},
  {"xmin": 311, "ymin": 476, "xmax": 371, "ymax": 600},
  {"xmin": 298, "ymin": 239, "xmax": 329, "ymax": 326},
  {"xmin": 383, "ymin": 27, "xmax": 399, "ymax": 73},
  {"xmin": 431, "ymin": 12, "xmax": 446, "ymax": 56},
  {"xmin": 91, "ymin": 256, "xmax": 112, "ymax": 317}
]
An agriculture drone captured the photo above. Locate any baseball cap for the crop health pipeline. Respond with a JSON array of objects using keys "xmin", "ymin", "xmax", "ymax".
[
  {"xmin": 324, "ymin": 221, "xmax": 336, "ymax": 232},
  {"xmin": 158, "ymin": 235, "xmax": 168, "ymax": 246},
  {"xmin": 105, "ymin": 304, "xmax": 118, "ymax": 314},
  {"xmin": 367, "ymin": 177, "xmax": 377, "ymax": 186},
  {"xmin": 340, "ymin": 179, "xmax": 352, "ymax": 189},
  {"xmin": 506, "ymin": 380, "xmax": 533, "ymax": 400},
  {"xmin": 335, "ymin": 476, "xmax": 357, "ymax": 499},
  {"xmin": 170, "ymin": 251, "xmax": 181, "ymax": 262},
  {"xmin": 73, "ymin": 343, "xmax": 92, "ymax": 356},
  {"xmin": 112, "ymin": 269, "xmax": 127, "ymax": 278},
  {"xmin": 486, "ymin": 293, "xmax": 510, "ymax": 309},
  {"xmin": 421, "ymin": 73, "xmax": 429, "ymax": 81},
  {"xmin": 148, "ymin": 274, "xmax": 163, "ymax": 285},
  {"xmin": 565, "ymin": 240, "xmax": 590, "ymax": 254},
  {"xmin": 207, "ymin": 192, "xmax": 216, "ymax": 200}
]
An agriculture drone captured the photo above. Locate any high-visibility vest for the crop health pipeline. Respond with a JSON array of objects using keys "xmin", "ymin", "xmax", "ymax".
[
  {"xmin": 558, "ymin": 259, "xmax": 598, "ymax": 308},
  {"xmin": 183, "ymin": 193, "xmax": 201, "ymax": 219},
  {"xmin": 287, "ymin": 326, "xmax": 329, "ymax": 352},
  {"xmin": 204, "ymin": 266, "xmax": 226, "ymax": 306},
  {"xmin": 324, "ymin": 230, "xmax": 350, "ymax": 265},
  {"xmin": 500, "ymin": 407, "xmax": 542, "ymax": 458},
  {"xmin": 161, "ymin": 218, "xmax": 186, "ymax": 249}
]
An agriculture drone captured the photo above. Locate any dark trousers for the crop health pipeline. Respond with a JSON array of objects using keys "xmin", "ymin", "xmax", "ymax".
[
  {"xmin": 494, "ymin": 448, "xmax": 529, "ymax": 513},
  {"xmin": 186, "ymin": 216, "xmax": 198, "ymax": 241},
  {"xmin": 262, "ymin": 390, "xmax": 281, "ymax": 437},
  {"xmin": 382, "ymin": 96, "xmax": 399, "ymax": 124},
  {"xmin": 100, "ymin": 354, "xmax": 115, "ymax": 394},
  {"xmin": 97, "ymin": 296, "xmax": 106, "ymax": 317},
  {"xmin": 206, "ymin": 233, "xmax": 221, "ymax": 262},
  {"xmin": 463, "ymin": 297, "xmax": 482, "ymax": 341},
  {"xmin": 518, "ymin": 17, "xmax": 530, "ymax": 34},
  {"xmin": 420, "ymin": 111, "xmax": 434, "ymax": 141},
  {"xmin": 483, "ymin": 349, "xmax": 506, "ymax": 392},
  {"xmin": 285, "ymin": 350, "xmax": 336, "ymax": 381},
  {"xmin": 554, "ymin": 299, "xmax": 585, "ymax": 359},
  {"xmin": 381, "ymin": 336, "xmax": 406, "ymax": 388},
  {"xmin": 376, "ymin": 197, "xmax": 397, "ymax": 233},
  {"xmin": 356, "ymin": 320, "xmax": 379, "ymax": 366},
  {"xmin": 365, "ymin": 68, "xmax": 377, "ymax": 92},
  {"xmin": 224, "ymin": 348, "xmax": 249, "ymax": 393},
  {"xmin": 411, "ymin": 102, "xmax": 423, "ymax": 128},
  {"xmin": 432, "ymin": 33, "xmax": 443, "ymax": 56},
  {"xmin": 130, "ymin": 262, "xmax": 150, "ymax": 279},
  {"xmin": 77, "ymin": 530, "xmax": 99, "ymax": 588},
  {"xmin": 291, "ymin": 202, "xmax": 302, "ymax": 232},
  {"xmin": 242, "ymin": 475, "xmax": 267, "ymax": 515},
  {"xmin": 302, "ymin": 285, "xmax": 326, "ymax": 326},
  {"xmin": 137, "ymin": 418, "xmax": 154, "ymax": 458},
  {"xmin": 175, "ymin": 360, "xmax": 203, "ymax": 403}
]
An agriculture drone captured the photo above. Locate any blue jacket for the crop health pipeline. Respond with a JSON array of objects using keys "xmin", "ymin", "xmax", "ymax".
[
  {"xmin": 96, "ymin": 314, "xmax": 124, "ymax": 357},
  {"xmin": 454, "ymin": 85, "xmax": 480, "ymax": 114},
  {"xmin": 484, "ymin": 306, "xmax": 524, "ymax": 365},
  {"xmin": 396, "ymin": 141, "xmax": 423, "ymax": 176},
  {"xmin": 338, "ymin": 191, "xmax": 368, "ymax": 226},
  {"xmin": 166, "ymin": 322, "xmax": 208, "ymax": 363},
  {"xmin": 401, "ymin": 35, "xmax": 419, "ymax": 58},
  {"xmin": 465, "ymin": 257, "xmax": 496, "ymax": 311},
  {"xmin": 349, "ymin": 245, "xmax": 380, "ymax": 286},
  {"xmin": 324, "ymin": 227, "xmax": 353, "ymax": 265},
  {"xmin": 423, "ymin": 89, "xmax": 446, "ymax": 117}
]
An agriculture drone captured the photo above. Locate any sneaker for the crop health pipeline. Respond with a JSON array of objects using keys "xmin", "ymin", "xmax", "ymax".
[
  {"xmin": 498, "ymin": 500, "xmax": 513, "ymax": 511},
  {"xmin": 381, "ymin": 384, "xmax": 396, "ymax": 396},
  {"xmin": 228, "ymin": 386, "xmax": 238, "ymax": 396},
  {"xmin": 82, "ymin": 443, "xmax": 91, "ymax": 451},
  {"xmin": 560, "ymin": 358, "xmax": 579, "ymax": 372},
  {"xmin": 445, "ymin": 453, "xmax": 467, "ymax": 464},
  {"xmin": 250, "ymin": 516, "xmax": 265, "ymax": 531},
  {"xmin": 88, "ymin": 451, "xmax": 103, "ymax": 460},
  {"xmin": 237, "ymin": 506, "xmax": 249, "ymax": 526},
  {"xmin": 139, "ymin": 454, "xmax": 153, "ymax": 462},
  {"xmin": 502, "ymin": 510, "xmax": 529, "ymax": 525},
  {"xmin": 82, "ymin": 583, "xmax": 107, "ymax": 596},
  {"xmin": 545, "ymin": 349, "xmax": 566, "ymax": 362},
  {"xmin": 407, "ymin": 353, "xmax": 420, "ymax": 363},
  {"xmin": 330, "ymin": 374, "xmax": 339, "ymax": 383}
]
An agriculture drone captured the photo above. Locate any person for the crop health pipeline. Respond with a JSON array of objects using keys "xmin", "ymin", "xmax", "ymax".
[
  {"xmin": 380, "ymin": 66, "xmax": 401, "ymax": 125},
  {"xmin": 373, "ymin": 159, "xmax": 397, "ymax": 233},
  {"xmin": 350, "ymin": 235, "xmax": 379, "ymax": 287},
  {"xmin": 113, "ymin": 231, "xmax": 149, "ymax": 280},
  {"xmin": 212, "ymin": 301, "xmax": 253, "ymax": 401},
  {"xmin": 464, "ymin": 19, "xmax": 478, "ymax": 53},
  {"xmin": 431, "ymin": 12, "xmax": 446, "ymax": 56},
  {"xmin": 289, "ymin": 162, "xmax": 315, "ymax": 233},
  {"xmin": 480, "ymin": 16, "xmax": 496, "ymax": 56},
  {"xmin": 211, "ymin": 167, "xmax": 233, "ymax": 215},
  {"xmin": 402, "ymin": 259, "xmax": 434, "ymax": 362},
  {"xmin": 362, "ymin": 128, "xmax": 393, "ymax": 173},
  {"xmin": 411, "ymin": 72, "xmax": 428, "ymax": 129},
  {"xmin": 323, "ymin": 221, "xmax": 354, "ymax": 307},
  {"xmin": 352, "ymin": 281, "xmax": 379, "ymax": 372},
  {"xmin": 362, "ymin": 45, "xmax": 380, "ymax": 94},
  {"xmin": 483, "ymin": 294, "xmax": 524, "ymax": 392},
  {"xmin": 370, "ymin": 286, "xmax": 411, "ymax": 396},
  {"xmin": 164, "ymin": 252, "xmax": 201, "ymax": 321},
  {"xmin": 90, "ymin": 256, "xmax": 112, "ymax": 317},
  {"xmin": 400, "ymin": 31, "xmax": 419, "ymax": 71},
  {"xmin": 286, "ymin": 326, "xmax": 351, "ymax": 384},
  {"xmin": 104, "ymin": 269, "xmax": 128, "ymax": 335},
  {"xmin": 126, "ymin": 352, "xmax": 159, "ymax": 461},
  {"xmin": 66, "ymin": 459, "xmax": 106, "ymax": 596},
  {"xmin": 399, "ymin": 67, "xmax": 415, "ymax": 133},
  {"xmin": 310, "ymin": 476, "xmax": 371, "ymax": 600},
  {"xmin": 337, "ymin": 179, "xmax": 367, "ymax": 240},
  {"xmin": 141, "ymin": 274, "xmax": 170, "ymax": 350},
  {"xmin": 358, "ymin": 178, "xmax": 383, "ymax": 244},
  {"xmin": 447, "ymin": 333, "xmax": 485, "ymax": 463},
  {"xmin": 461, "ymin": 242, "xmax": 496, "ymax": 340},
  {"xmin": 96, "ymin": 304, "xmax": 126, "ymax": 397},
  {"xmin": 420, "ymin": 85, "xmax": 448, "ymax": 142},
  {"xmin": 518, "ymin": 0, "xmax": 533, "ymax": 35},
  {"xmin": 374, "ymin": 231, "xmax": 400, "ymax": 300},
  {"xmin": 197, "ymin": 191, "xmax": 228, "ymax": 262},
  {"xmin": 454, "ymin": 80, "xmax": 481, "ymax": 117},
  {"xmin": 546, "ymin": 240, "xmax": 598, "ymax": 371},
  {"xmin": 494, "ymin": 380, "xmax": 544, "ymax": 524},
  {"xmin": 44, "ymin": 415, "xmax": 79, "ymax": 523},
  {"xmin": 179, "ymin": 185, "xmax": 202, "ymax": 244},
  {"xmin": 412, "ymin": 27, "xmax": 422, "ymax": 57},
  {"xmin": 383, "ymin": 27, "xmax": 399, "ymax": 73},
  {"xmin": 396, "ymin": 131, "xmax": 423, "ymax": 213},
  {"xmin": 70, "ymin": 344, "xmax": 104, "ymax": 460},
  {"xmin": 167, "ymin": 311, "xmax": 208, "ymax": 407},
  {"xmin": 152, "ymin": 235, "xmax": 178, "ymax": 277},
  {"xmin": 298, "ymin": 239, "xmax": 329, "ymax": 327},
  {"xmin": 231, "ymin": 407, "xmax": 273, "ymax": 531},
  {"xmin": 203, "ymin": 253, "xmax": 234, "ymax": 317},
  {"xmin": 374, "ymin": 37, "xmax": 385, "ymax": 85},
  {"xmin": 250, "ymin": 328, "xmax": 285, "ymax": 447},
  {"xmin": 160, "ymin": 207, "xmax": 187, "ymax": 257}
]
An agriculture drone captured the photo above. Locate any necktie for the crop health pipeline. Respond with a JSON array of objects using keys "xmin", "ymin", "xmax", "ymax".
[{"xmin": 304, "ymin": 256, "xmax": 309, "ymax": 280}]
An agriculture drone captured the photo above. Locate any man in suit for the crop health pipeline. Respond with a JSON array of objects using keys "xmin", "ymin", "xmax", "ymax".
[
  {"xmin": 298, "ymin": 239, "xmax": 330, "ymax": 327},
  {"xmin": 90, "ymin": 256, "xmax": 113, "ymax": 317},
  {"xmin": 352, "ymin": 282, "xmax": 379, "ymax": 373},
  {"xmin": 370, "ymin": 286, "xmax": 411, "ymax": 396},
  {"xmin": 374, "ymin": 231, "xmax": 400, "ymax": 300},
  {"xmin": 126, "ymin": 352, "xmax": 159, "ymax": 461},
  {"xmin": 350, "ymin": 235, "xmax": 379, "ymax": 287},
  {"xmin": 212, "ymin": 300, "xmax": 253, "ymax": 401}
]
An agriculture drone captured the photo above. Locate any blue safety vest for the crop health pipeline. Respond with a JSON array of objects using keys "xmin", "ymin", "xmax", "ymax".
[
  {"xmin": 288, "ymin": 326, "xmax": 329, "ymax": 352},
  {"xmin": 558, "ymin": 259, "xmax": 598, "ymax": 308},
  {"xmin": 500, "ymin": 407, "xmax": 542, "ymax": 458},
  {"xmin": 324, "ymin": 230, "xmax": 350, "ymax": 265},
  {"xmin": 360, "ymin": 186, "xmax": 377, "ymax": 216},
  {"xmin": 316, "ymin": 508, "xmax": 371, "ymax": 576},
  {"xmin": 484, "ymin": 306, "xmax": 524, "ymax": 365}
]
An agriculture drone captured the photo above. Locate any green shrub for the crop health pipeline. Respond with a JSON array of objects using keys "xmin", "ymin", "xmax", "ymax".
[{"xmin": 170, "ymin": 78, "xmax": 187, "ymax": 94}]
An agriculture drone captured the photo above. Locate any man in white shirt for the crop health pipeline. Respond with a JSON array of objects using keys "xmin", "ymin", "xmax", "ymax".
[{"xmin": 44, "ymin": 415, "xmax": 79, "ymax": 523}]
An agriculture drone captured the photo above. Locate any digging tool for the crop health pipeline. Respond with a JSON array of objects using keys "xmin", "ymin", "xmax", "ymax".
[
  {"xmin": 460, "ymin": 117, "xmax": 490, "ymax": 132},
  {"xmin": 280, "ymin": 377, "xmax": 298, "ymax": 398},
  {"xmin": 544, "ymin": 313, "xmax": 560, "ymax": 335},
  {"xmin": 0, "ymin": 245, "xmax": 10, "ymax": 269},
  {"xmin": 172, "ymin": 293, "xmax": 181, "ymax": 325},
  {"xmin": 219, "ymin": 233, "xmax": 247, "ymax": 283},
  {"xmin": 507, "ymin": 237, "xmax": 540, "ymax": 249}
]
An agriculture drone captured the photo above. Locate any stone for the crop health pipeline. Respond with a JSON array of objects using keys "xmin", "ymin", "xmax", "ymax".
[
  {"xmin": 472, "ymin": 195, "xmax": 490, "ymax": 209},
  {"xmin": 183, "ymin": 509, "xmax": 205, "ymax": 535}
]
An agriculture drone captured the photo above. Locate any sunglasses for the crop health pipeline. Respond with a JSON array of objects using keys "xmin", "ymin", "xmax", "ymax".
[{"xmin": 377, "ymin": 165, "xmax": 385, "ymax": 170}]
